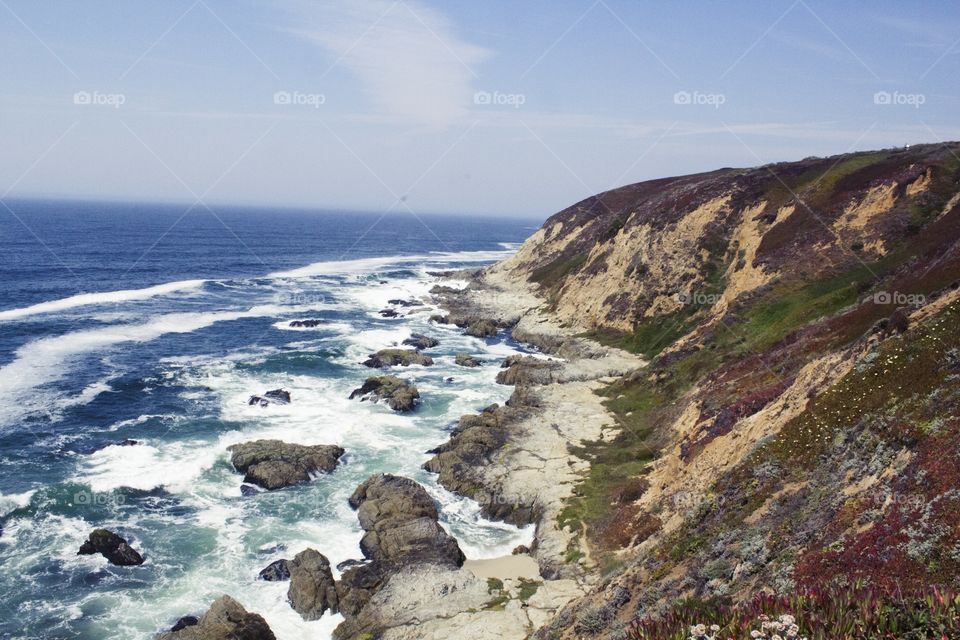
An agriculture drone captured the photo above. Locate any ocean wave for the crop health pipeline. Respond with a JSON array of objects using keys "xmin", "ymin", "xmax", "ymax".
[
  {"xmin": 0, "ymin": 279, "xmax": 206, "ymax": 322},
  {"xmin": 267, "ymin": 249, "xmax": 516, "ymax": 279},
  {"xmin": 0, "ymin": 308, "xmax": 279, "ymax": 428}
]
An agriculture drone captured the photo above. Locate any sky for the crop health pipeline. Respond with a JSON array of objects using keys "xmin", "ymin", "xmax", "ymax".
[{"xmin": 0, "ymin": 0, "xmax": 958, "ymax": 217}]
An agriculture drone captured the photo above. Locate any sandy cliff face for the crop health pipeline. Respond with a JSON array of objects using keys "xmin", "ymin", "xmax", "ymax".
[{"xmin": 481, "ymin": 143, "xmax": 960, "ymax": 638}]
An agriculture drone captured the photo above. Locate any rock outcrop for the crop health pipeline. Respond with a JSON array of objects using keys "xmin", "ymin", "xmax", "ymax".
[
  {"xmin": 257, "ymin": 559, "xmax": 290, "ymax": 581},
  {"xmin": 362, "ymin": 348, "xmax": 434, "ymax": 368},
  {"xmin": 495, "ymin": 355, "xmax": 562, "ymax": 385},
  {"xmin": 289, "ymin": 319, "xmax": 322, "ymax": 328},
  {"xmin": 348, "ymin": 376, "xmax": 420, "ymax": 412},
  {"xmin": 228, "ymin": 440, "xmax": 344, "ymax": 490},
  {"xmin": 423, "ymin": 402, "xmax": 536, "ymax": 525},
  {"xmin": 334, "ymin": 474, "xmax": 465, "ymax": 638},
  {"xmin": 287, "ymin": 549, "xmax": 339, "ymax": 620},
  {"xmin": 78, "ymin": 529, "xmax": 144, "ymax": 566},
  {"xmin": 401, "ymin": 333, "xmax": 440, "ymax": 350},
  {"xmin": 158, "ymin": 595, "xmax": 275, "ymax": 640},
  {"xmin": 454, "ymin": 352, "xmax": 482, "ymax": 367},
  {"xmin": 248, "ymin": 389, "xmax": 291, "ymax": 407}
]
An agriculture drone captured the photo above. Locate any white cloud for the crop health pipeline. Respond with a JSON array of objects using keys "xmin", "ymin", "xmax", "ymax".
[{"xmin": 284, "ymin": 0, "xmax": 488, "ymax": 128}]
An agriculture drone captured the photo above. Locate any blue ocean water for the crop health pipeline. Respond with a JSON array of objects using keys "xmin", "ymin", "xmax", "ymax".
[{"xmin": 0, "ymin": 199, "xmax": 542, "ymax": 639}]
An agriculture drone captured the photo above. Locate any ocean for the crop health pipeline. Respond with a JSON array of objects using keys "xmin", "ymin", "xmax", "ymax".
[{"xmin": 0, "ymin": 199, "xmax": 542, "ymax": 639}]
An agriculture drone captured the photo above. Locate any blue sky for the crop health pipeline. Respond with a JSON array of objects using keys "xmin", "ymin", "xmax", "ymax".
[{"xmin": 1, "ymin": 0, "xmax": 958, "ymax": 216}]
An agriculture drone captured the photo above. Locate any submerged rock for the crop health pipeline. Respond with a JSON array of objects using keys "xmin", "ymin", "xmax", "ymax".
[
  {"xmin": 248, "ymin": 389, "xmax": 291, "ymax": 407},
  {"xmin": 454, "ymin": 353, "xmax": 481, "ymax": 367},
  {"xmin": 289, "ymin": 319, "xmax": 322, "ymax": 328},
  {"xmin": 158, "ymin": 595, "xmax": 275, "ymax": 640},
  {"xmin": 379, "ymin": 308, "xmax": 400, "ymax": 318},
  {"xmin": 228, "ymin": 440, "xmax": 344, "ymax": 490},
  {"xmin": 287, "ymin": 549, "xmax": 339, "ymax": 620},
  {"xmin": 77, "ymin": 529, "xmax": 144, "ymax": 566},
  {"xmin": 169, "ymin": 617, "xmax": 199, "ymax": 632},
  {"xmin": 348, "ymin": 376, "xmax": 419, "ymax": 412},
  {"xmin": 361, "ymin": 348, "xmax": 434, "ymax": 368},
  {"xmin": 258, "ymin": 559, "xmax": 291, "ymax": 582},
  {"xmin": 401, "ymin": 333, "xmax": 440, "ymax": 350},
  {"xmin": 387, "ymin": 298, "xmax": 419, "ymax": 307}
]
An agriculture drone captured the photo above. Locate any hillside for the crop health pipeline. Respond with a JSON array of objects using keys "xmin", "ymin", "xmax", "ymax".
[{"xmin": 454, "ymin": 143, "xmax": 960, "ymax": 638}]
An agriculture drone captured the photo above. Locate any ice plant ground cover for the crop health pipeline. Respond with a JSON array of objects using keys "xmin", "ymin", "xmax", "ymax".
[{"xmin": 627, "ymin": 584, "xmax": 960, "ymax": 640}]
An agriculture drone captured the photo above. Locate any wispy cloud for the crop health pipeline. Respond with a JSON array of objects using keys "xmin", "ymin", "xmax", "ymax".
[{"xmin": 283, "ymin": 0, "xmax": 488, "ymax": 128}]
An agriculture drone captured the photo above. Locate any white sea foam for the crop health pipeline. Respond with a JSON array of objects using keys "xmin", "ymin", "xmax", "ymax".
[
  {"xmin": 268, "ymin": 249, "xmax": 516, "ymax": 279},
  {"xmin": 0, "ymin": 308, "xmax": 279, "ymax": 427},
  {"xmin": 0, "ymin": 279, "xmax": 206, "ymax": 322}
]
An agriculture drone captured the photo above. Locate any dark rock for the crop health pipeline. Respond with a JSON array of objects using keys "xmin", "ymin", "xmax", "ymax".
[
  {"xmin": 401, "ymin": 333, "xmax": 440, "ymax": 350},
  {"xmin": 362, "ymin": 349, "xmax": 433, "ymax": 368},
  {"xmin": 336, "ymin": 559, "xmax": 368, "ymax": 572},
  {"xmin": 387, "ymin": 299, "xmax": 419, "ymax": 307},
  {"xmin": 258, "ymin": 559, "xmax": 290, "ymax": 582},
  {"xmin": 429, "ymin": 314, "xmax": 450, "ymax": 324},
  {"xmin": 248, "ymin": 389, "xmax": 291, "ymax": 407},
  {"xmin": 158, "ymin": 595, "xmax": 275, "ymax": 640},
  {"xmin": 77, "ymin": 529, "xmax": 144, "ymax": 566},
  {"xmin": 379, "ymin": 309, "xmax": 400, "ymax": 318},
  {"xmin": 512, "ymin": 545, "xmax": 530, "ymax": 555},
  {"xmin": 170, "ymin": 616, "xmax": 199, "ymax": 632},
  {"xmin": 464, "ymin": 318, "xmax": 499, "ymax": 338},
  {"xmin": 454, "ymin": 353, "xmax": 481, "ymax": 367},
  {"xmin": 349, "ymin": 376, "xmax": 419, "ymax": 412},
  {"xmin": 289, "ymin": 319, "xmax": 322, "ymax": 328},
  {"xmin": 287, "ymin": 549, "xmax": 339, "ymax": 620},
  {"xmin": 228, "ymin": 440, "xmax": 345, "ymax": 490},
  {"xmin": 240, "ymin": 484, "xmax": 260, "ymax": 497},
  {"xmin": 118, "ymin": 439, "xmax": 139, "ymax": 446}
]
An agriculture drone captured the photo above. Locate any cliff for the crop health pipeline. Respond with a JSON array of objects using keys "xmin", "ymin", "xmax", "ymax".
[{"xmin": 435, "ymin": 143, "xmax": 960, "ymax": 639}]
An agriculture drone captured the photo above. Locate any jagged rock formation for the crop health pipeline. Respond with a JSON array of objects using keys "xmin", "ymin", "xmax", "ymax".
[
  {"xmin": 334, "ymin": 474, "xmax": 466, "ymax": 639},
  {"xmin": 362, "ymin": 348, "xmax": 434, "ymax": 368},
  {"xmin": 402, "ymin": 333, "xmax": 440, "ymax": 349},
  {"xmin": 78, "ymin": 529, "xmax": 144, "ymax": 566},
  {"xmin": 454, "ymin": 352, "xmax": 482, "ymax": 367},
  {"xmin": 157, "ymin": 595, "xmax": 275, "ymax": 639},
  {"xmin": 287, "ymin": 549, "xmax": 339, "ymax": 620},
  {"xmin": 248, "ymin": 389, "xmax": 291, "ymax": 407},
  {"xmin": 349, "ymin": 376, "xmax": 420, "ymax": 412},
  {"xmin": 227, "ymin": 440, "xmax": 344, "ymax": 490}
]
